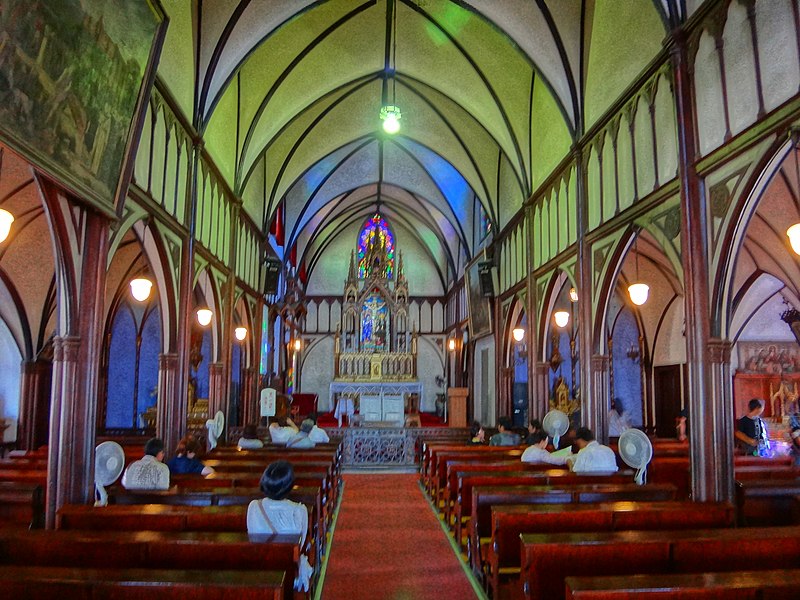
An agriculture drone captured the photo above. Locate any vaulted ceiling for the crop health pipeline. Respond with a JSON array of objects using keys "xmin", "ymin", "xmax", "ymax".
[{"xmin": 156, "ymin": 0, "xmax": 675, "ymax": 287}]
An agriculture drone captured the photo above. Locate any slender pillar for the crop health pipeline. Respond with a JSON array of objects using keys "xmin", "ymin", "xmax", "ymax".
[
  {"xmin": 708, "ymin": 339, "xmax": 735, "ymax": 501},
  {"xmin": 669, "ymin": 31, "xmax": 728, "ymax": 502},
  {"xmin": 533, "ymin": 362, "xmax": 550, "ymax": 420},
  {"xmin": 208, "ymin": 362, "xmax": 226, "ymax": 425},
  {"xmin": 156, "ymin": 353, "xmax": 179, "ymax": 453},
  {"xmin": 18, "ymin": 360, "xmax": 52, "ymax": 450},
  {"xmin": 591, "ymin": 354, "xmax": 610, "ymax": 443},
  {"xmin": 574, "ymin": 148, "xmax": 599, "ymax": 434},
  {"xmin": 240, "ymin": 366, "xmax": 258, "ymax": 426}
]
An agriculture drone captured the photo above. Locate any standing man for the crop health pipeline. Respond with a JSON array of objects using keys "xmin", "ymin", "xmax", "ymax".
[{"xmin": 735, "ymin": 399, "xmax": 768, "ymax": 456}]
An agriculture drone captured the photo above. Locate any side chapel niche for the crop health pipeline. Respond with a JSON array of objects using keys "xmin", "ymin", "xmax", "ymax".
[{"xmin": 334, "ymin": 214, "xmax": 417, "ymax": 381}]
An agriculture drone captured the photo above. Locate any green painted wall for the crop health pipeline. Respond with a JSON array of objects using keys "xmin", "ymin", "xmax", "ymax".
[
  {"xmin": 531, "ymin": 78, "xmax": 572, "ymax": 189},
  {"xmin": 157, "ymin": 0, "xmax": 195, "ymax": 122},
  {"xmin": 584, "ymin": 0, "xmax": 664, "ymax": 129}
]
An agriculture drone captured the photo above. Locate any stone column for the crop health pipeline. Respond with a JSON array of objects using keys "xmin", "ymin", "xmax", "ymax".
[
  {"xmin": 708, "ymin": 339, "xmax": 735, "ymax": 501},
  {"xmin": 591, "ymin": 354, "xmax": 610, "ymax": 443},
  {"xmin": 18, "ymin": 360, "xmax": 51, "ymax": 450},
  {"xmin": 156, "ymin": 353, "xmax": 179, "ymax": 455}
]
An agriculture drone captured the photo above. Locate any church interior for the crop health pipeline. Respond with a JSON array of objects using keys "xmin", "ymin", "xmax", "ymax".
[{"xmin": 2, "ymin": 0, "xmax": 800, "ymax": 598}]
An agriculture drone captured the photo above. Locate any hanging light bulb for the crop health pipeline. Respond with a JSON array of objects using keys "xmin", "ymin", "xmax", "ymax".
[
  {"xmin": 569, "ymin": 287, "xmax": 578, "ymax": 303},
  {"xmin": 380, "ymin": 105, "xmax": 401, "ymax": 134},
  {"xmin": 628, "ymin": 233, "xmax": 649, "ymax": 306},
  {"xmin": 554, "ymin": 311, "xmax": 570, "ymax": 328},
  {"xmin": 0, "ymin": 208, "xmax": 14, "ymax": 243},
  {"xmin": 512, "ymin": 327, "xmax": 525, "ymax": 342},
  {"xmin": 129, "ymin": 278, "xmax": 153, "ymax": 302},
  {"xmin": 294, "ymin": 338, "xmax": 302, "ymax": 351},
  {"xmin": 234, "ymin": 326, "xmax": 247, "ymax": 341},
  {"xmin": 788, "ymin": 130, "xmax": 800, "ymax": 255},
  {"xmin": 448, "ymin": 338, "xmax": 456, "ymax": 351},
  {"xmin": 196, "ymin": 304, "xmax": 213, "ymax": 326}
]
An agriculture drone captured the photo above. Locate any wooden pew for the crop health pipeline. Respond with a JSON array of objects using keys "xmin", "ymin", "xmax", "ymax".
[
  {"xmin": 0, "ymin": 565, "xmax": 285, "ymax": 599},
  {"xmin": 455, "ymin": 470, "xmax": 635, "ymax": 543},
  {"xmin": 735, "ymin": 479, "xmax": 800, "ymax": 526},
  {"xmin": 426, "ymin": 446, "xmax": 519, "ymax": 497},
  {"xmin": 565, "ymin": 569, "xmax": 800, "ymax": 599},
  {"xmin": 520, "ymin": 525, "xmax": 800, "ymax": 600},
  {"xmin": 489, "ymin": 501, "xmax": 735, "ymax": 599},
  {"xmin": 0, "ymin": 481, "xmax": 44, "ymax": 529},
  {"xmin": 0, "ymin": 528, "xmax": 298, "ymax": 599},
  {"xmin": 467, "ymin": 483, "xmax": 677, "ymax": 581}
]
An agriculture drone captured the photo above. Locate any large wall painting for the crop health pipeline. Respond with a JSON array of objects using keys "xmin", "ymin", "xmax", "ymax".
[
  {"xmin": 0, "ymin": 0, "xmax": 166, "ymax": 214},
  {"xmin": 737, "ymin": 341, "xmax": 800, "ymax": 375},
  {"xmin": 466, "ymin": 258, "xmax": 492, "ymax": 339}
]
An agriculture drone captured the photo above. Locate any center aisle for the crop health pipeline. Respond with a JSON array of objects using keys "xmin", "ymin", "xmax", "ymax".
[{"xmin": 320, "ymin": 473, "xmax": 479, "ymax": 600}]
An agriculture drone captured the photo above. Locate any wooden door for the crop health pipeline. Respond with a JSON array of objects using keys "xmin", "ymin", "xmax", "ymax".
[{"xmin": 653, "ymin": 364, "xmax": 684, "ymax": 439}]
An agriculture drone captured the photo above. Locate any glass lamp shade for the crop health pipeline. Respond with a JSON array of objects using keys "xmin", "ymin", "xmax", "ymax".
[
  {"xmin": 628, "ymin": 283, "xmax": 650, "ymax": 306},
  {"xmin": 448, "ymin": 338, "xmax": 456, "ymax": 351},
  {"xmin": 788, "ymin": 223, "xmax": 800, "ymax": 255},
  {"xmin": 512, "ymin": 327, "xmax": 525, "ymax": 342},
  {"xmin": 0, "ymin": 208, "xmax": 14, "ymax": 243},
  {"xmin": 569, "ymin": 287, "xmax": 579, "ymax": 303},
  {"xmin": 196, "ymin": 307, "xmax": 213, "ymax": 326},
  {"xmin": 380, "ymin": 105, "xmax": 401, "ymax": 134},
  {"xmin": 293, "ymin": 339, "xmax": 302, "ymax": 351},
  {"xmin": 129, "ymin": 278, "xmax": 153, "ymax": 302},
  {"xmin": 234, "ymin": 326, "xmax": 247, "ymax": 341},
  {"xmin": 554, "ymin": 311, "xmax": 570, "ymax": 328}
]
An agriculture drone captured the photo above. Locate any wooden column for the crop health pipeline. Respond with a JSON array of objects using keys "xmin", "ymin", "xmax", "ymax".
[
  {"xmin": 591, "ymin": 354, "xmax": 610, "ymax": 443},
  {"xmin": 708, "ymin": 339, "xmax": 735, "ymax": 501},
  {"xmin": 18, "ymin": 359, "xmax": 51, "ymax": 450},
  {"xmin": 669, "ymin": 31, "xmax": 730, "ymax": 502},
  {"xmin": 240, "ymin": 366, "xmax": 258, "ymax": 426},
  {"xmin": 575, "ymin": 148, "xmax": 599, "ymax": 434},
  {"xmin": 533, "ymin": 362, "xmax": 550, "ymax": 420},
  {"xmin": 208, "ymin": 362, "xmax": 226, "ymax": 423},
  {"xmin": 156, "ymin": 353, "xmax": 179, "ymax": 453}
]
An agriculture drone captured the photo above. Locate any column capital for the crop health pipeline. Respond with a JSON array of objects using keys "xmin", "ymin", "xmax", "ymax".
[
  {"xmin": 158, "ymin": 353, "xmax": 179, "ymax": 369},
  {"xmin": 708, "ymin": 339, "xmax": 733, "ymax": 364},
  {"xmin": 591, "ymin": 354, "xmax": 610, "ymax": 372},
  {"xmin": 53, "ymin": 336, "xmax": 81, "ymax": 362}
]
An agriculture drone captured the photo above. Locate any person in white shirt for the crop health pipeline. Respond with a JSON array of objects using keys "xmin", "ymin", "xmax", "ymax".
[
  {"xmin": 248, "ymin": 461, "xmax": 312, "ymax": 591},
  {"xmin": 121, "ymin": 437, "xmax": 170, "ymax": 490},
  {"xmin": 268, "ymin": 417, "xmax": 298, "ymax": 445},
  {"xmin": 237, "ymin": 424, "xmax": 264, "ymax": 450},
  {"xmin": 305, "ymin": 413, "xmax": 329, "ymax": 444},
  {"xmin": 568, "ymin": 427, "xmax": 619, "ymax": 473},
  {"xmin": 521, "ymin": 431, "xmax": 569, "ymax": 465}
]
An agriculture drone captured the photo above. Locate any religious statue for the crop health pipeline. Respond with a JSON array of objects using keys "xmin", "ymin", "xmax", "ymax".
[{"xmin": 549, "ymin": 375, "xmax": 579, "ymax": 416}]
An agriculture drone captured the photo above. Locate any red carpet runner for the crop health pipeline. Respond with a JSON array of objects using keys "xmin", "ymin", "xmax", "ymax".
[{"xmin": 320, "ymin": 473, "xmax": 478, "ymax": 600}]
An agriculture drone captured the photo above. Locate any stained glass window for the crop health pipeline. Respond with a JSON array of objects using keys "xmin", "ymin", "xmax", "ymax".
[{"xmin": 357, "ymin": 214, "xmax": 394, "ymax": 278}]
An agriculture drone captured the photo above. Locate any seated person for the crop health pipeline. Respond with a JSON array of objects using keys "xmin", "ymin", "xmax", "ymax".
[
  {"xmin": 237, "ymin": 424, "xmax": 265, "ymax": 450},
  {"xmin": 524, "ymin": 419, "xmax": 543, "ymax": 445},
  {"xmin": 735, "ymin": 398, "xmax": 768, "ymax": 456},
  {"xmin": 467, "ymin": 420, "xmax": 486, "ymax": 445},
  {"xmin": 122, "ymin": 437, "xmax": 170, "ymax": 490},
  {"xmin": 268, "ymin": 416, "xmax": 299, "ymax": 445},
  {"xmin": 286, "ymin": 419, "xmax": 317, "ymax": 449},
  {"xmin": 489, "ymin": 416, "xmax": 522, "ymax": 446},
  {"xmin": 247, "ymin": 461, "xmax": 313, "ymax": 592},
  {"xmin": 790, "ymin": 427, "xmax": 800, "ymax": 467},
  {"xmin": 167, "ymin": 436, "xmax": 214, "ymax": 476},
  {"xmin": 306, "ymin": 413, "xmax": 330, "ymax": 444},
  {"xmin": 567, "ymin": 427, "xmax": 618, "ymax": 473},
  {"xmin": 521, "ymin": 430, "xmax": 568, "ymax": 465}
]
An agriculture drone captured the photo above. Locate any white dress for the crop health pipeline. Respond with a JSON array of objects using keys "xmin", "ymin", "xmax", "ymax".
[
  {"xmin": 247, "ymin": 497, "xmax": 313, "ymax": 591},
  {"xmin": 121, "ymin": 455, "xmax": 170, "ymax": 490}
]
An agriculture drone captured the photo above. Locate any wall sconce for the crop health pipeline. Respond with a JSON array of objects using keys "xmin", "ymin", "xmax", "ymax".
[
  {"xmin": 293, "ymin": 338, "xmax": 302, "ymax": 352},
  {"xmin": 626, "ymin": 343, "xmax": 640, "ymax": 363},
  {"xmin": 196, "ymin": 305, "xmax": 213, "ymax": 327},
  {"xmin": 569, "ymin": 287, "xmax": 578, "ymax": 303},
  {"xmin": 234, "ymin": 326, "xmax": 247, "ymax": 341},
  {"xmin": 554, "ymin": 311, "xmax": 570, "ymax": 328},
  {"xmin": 0, "ymin": 208, "xmax": 15, "ymax": 243},
  {"xmin": 448, "ymin": 338, "xmax": 456, "ymax": 352},
  {"xmin": 512, "ymin": 327, "xmax": 525, "ymax": 342},
  {"xmin": 129, "ymin": 278, "xmax": 153, "ymax": 302},
  {"xmin": 786, "ymin": 128, "xmax": 800, "ymax": 254}
]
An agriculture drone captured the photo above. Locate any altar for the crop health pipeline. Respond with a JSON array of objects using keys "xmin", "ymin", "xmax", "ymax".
[{"xmin": 330, "ymin": 381, "xmax": 423, "ymax": 426}]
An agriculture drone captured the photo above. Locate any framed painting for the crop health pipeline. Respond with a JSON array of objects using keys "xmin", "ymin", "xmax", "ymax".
[
  {"xmin": 0, "ymin": 0, "xmax": 167, "ymax": 217},
  {"xmin": 737, "ymin": 341, "xmax": 800, "ymax": 375},
  {"xmin": 466, "ymin": 257, "xmax": 492, "ymax": 339}
]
